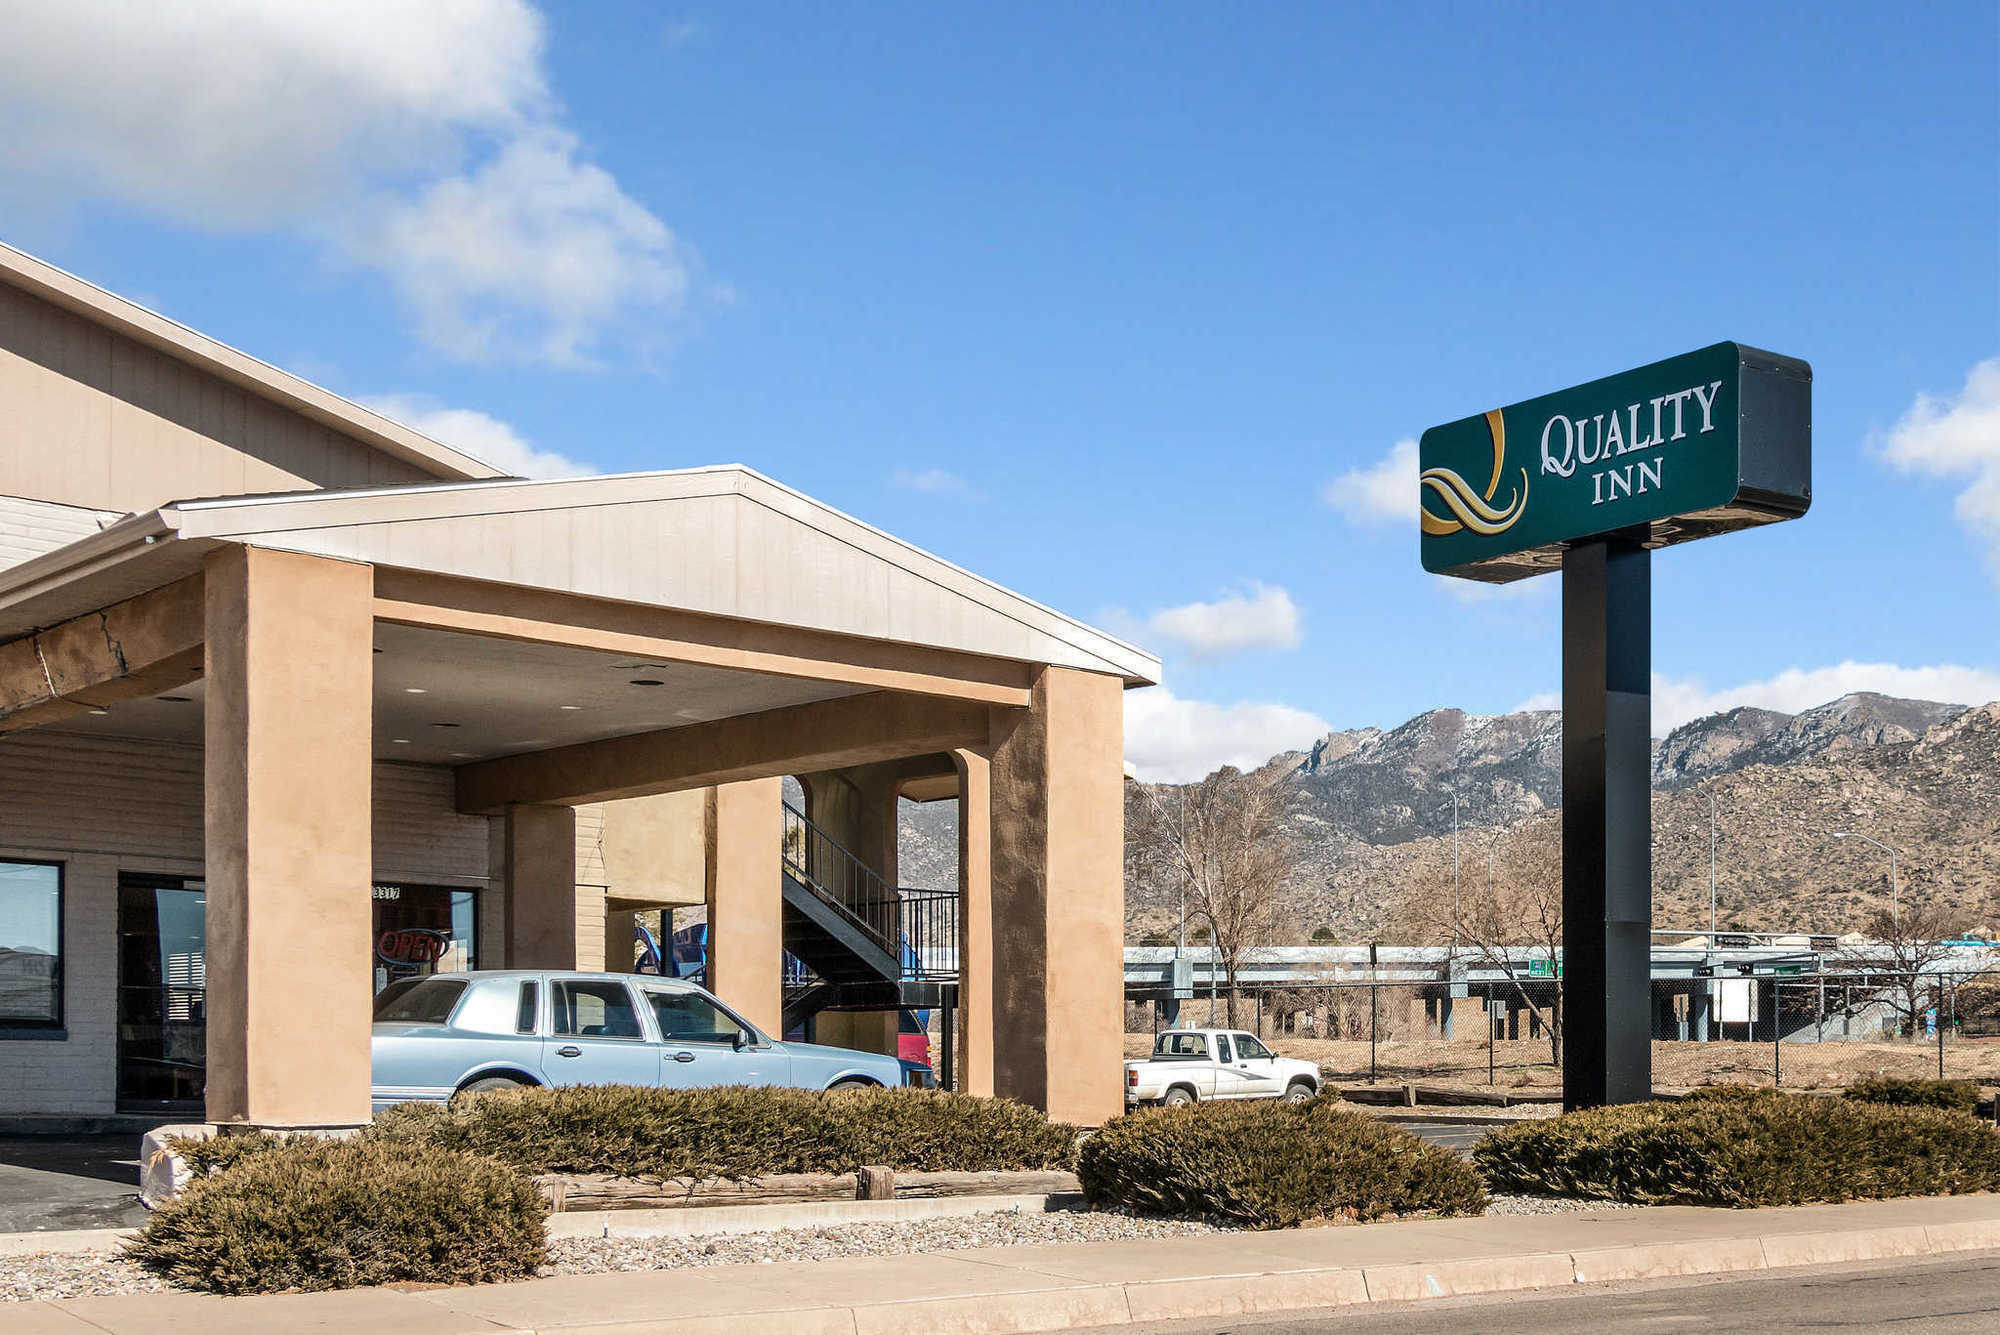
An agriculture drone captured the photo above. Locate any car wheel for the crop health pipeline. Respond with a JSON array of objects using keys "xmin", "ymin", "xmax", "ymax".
[
  {"xmin": 459, "ymin": 1076, "xmax": 528, "ymax": 1096},
  {"xmin": 1163, "ymin": 1087, "xmax": 1196, "ymax": 1107},
  {"xmin": 1283, "ymin": 1081, "xmax": 1316, "ymax": 1104},
  {"xmin": 828, "ymin": 1078, "xmax": 878, "ymax": 1091}
]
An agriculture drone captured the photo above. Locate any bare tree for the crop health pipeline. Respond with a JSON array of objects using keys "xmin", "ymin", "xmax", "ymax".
[
  {"xmin": 1837, "ymin": 899, "xmax": 1976, "ymax": 1041},
  {"xmin": 1393, "ymin": 817, "xmax": 1564, "ymax": 1065},
  {"xmin": 1129, "ymin": 768, "xmax": 1293, "ymax": 1028}
]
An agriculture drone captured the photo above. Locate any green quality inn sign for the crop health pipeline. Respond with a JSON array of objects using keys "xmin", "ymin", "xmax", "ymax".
[{"xmin": 1419, "ymin": 342, "xmax": 1812, "ymax": 582}]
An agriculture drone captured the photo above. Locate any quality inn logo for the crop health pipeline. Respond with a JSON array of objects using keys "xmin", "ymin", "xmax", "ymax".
[{"xmin": 1419, "ymin": 409, "xmax": 1529, "ymax": 537}]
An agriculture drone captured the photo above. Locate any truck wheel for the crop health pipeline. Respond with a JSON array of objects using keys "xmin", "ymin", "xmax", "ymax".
[
  {"xmin": 1283, "ymin": 1081, "xmax": 1316, "ymax": 1104},
  {"xmin": 1163, "ymin": 1087, "xmax": 1196, "ymax": 1107}
]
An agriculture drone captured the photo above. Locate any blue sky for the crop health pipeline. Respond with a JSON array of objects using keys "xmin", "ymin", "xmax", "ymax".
[{"xmin": 2, "ymin": 2, "xmax": 1995, "ymax": 780}]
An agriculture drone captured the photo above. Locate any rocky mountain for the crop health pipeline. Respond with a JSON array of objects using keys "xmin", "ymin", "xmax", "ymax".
[
  {"xmin": 1652, "ymin": 692, "xmax": 1967, "ymax": 789},
  {"xmin": 897, "ymin": 690, "xmax": 1997, "ymax": 943},
  {"xmin": 1115, "ymin": 692, "xmax": 1992, "ymax": 944}
]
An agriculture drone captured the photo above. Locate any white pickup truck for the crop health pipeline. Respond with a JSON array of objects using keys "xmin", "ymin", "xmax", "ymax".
[{"xmin": 1124, "ymin": 1028, "xmax": 1323, "ymax": 1108}]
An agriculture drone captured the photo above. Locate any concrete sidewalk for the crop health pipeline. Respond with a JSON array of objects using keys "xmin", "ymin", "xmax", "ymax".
[{"xmin": 14, "ymin": 1193, "xmax": 2000, "ymax": 1334}]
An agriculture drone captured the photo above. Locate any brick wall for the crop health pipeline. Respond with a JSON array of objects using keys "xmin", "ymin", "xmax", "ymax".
[{"xmin": 0, "ymin": 732, "xmax": 494, "ymax": 1116}]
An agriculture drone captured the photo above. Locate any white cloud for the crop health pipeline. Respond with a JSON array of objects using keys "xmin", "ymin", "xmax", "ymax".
[
  {"xmin": 0, "ymin": 1, "xmax": 693, "ymax": 366},
  {"xmin": 361, "ymin": 394, "xmax": 594, "ymax": 479},
  {"xmin": 1513, "ymin": 661, "xmax": 2000, "ymax": 734},
  {"xmin": 1125, "ymin": 686, "xmax": 1331, "ymax": 784},
  {"xmin": 1322, "ymin": 437, "xmax": 1416, "ymax": 526},
  {"xmin": 1880, "ymin": 357, "xmax": 2000, "ymax": 581},
  {"xmin": 1144, "ymin": 582, "xmax": 1303, "ymax": 660},
  {"xmin": 892, "ymin": 467, "xmax": 981, "ymax": 499}
]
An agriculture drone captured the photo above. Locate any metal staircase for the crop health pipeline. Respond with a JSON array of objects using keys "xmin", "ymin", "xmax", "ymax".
[{"xmin": 779, "ymin": 800, "xmax": 958, "ymax": 1037}]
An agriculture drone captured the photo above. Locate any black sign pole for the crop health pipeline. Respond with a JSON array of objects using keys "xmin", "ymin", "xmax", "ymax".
[{"xmin": 1561, "ymin": 531, "xmax": 1653, "ymax": 1110}]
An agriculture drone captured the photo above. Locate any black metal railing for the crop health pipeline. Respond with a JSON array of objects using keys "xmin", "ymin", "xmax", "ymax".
[{"xmin": 781, "ymin": 801, "xmax": 958, "ymax": 984}]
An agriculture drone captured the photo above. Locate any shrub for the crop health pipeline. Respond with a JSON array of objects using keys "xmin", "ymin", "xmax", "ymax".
[
  {"xmin": 372, "ymin": 1084, "xmax": 1079, "ymax": 1179},
  {"xmin": 1845, "ymin": 1077, "xmax": 1982, "ymax": 1115},
  {"xmin": 171, "ymin": 1130, "xmax": 292, "ymax": 1177},
  {"xmin": 126, "ymin": 1138, "xmax": 545, "ymax": 1295},
  {"xmin": 1077, "ymin": 1100, "xmax": 1487, "ymax": 1228},
  {"xmin": 1474, "ymin": 1093, "xmax": 2000, "ymax": 1208}
]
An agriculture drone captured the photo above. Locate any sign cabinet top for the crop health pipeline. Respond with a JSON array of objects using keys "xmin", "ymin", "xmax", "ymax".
[{"xmin": 1419, "ymin": 342, "xmax": 1811, "ymax": 582}]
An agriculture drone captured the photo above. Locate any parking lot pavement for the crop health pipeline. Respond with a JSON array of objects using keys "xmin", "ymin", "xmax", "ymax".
[{"xmin": 0, "ymin": 1137, "xmax": 148, "ymax": 1232}]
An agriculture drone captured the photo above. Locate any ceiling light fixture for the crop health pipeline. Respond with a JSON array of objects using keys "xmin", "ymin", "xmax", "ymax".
[
  {"xmin": 87, "ymin": 708, "xmax": 110, "ymax": 716},
  {"xmin": 391, "ymin": 738, "xmax": 411, "ymax": 745},
  {"xmin": 403, "ymin": 687, "xmax": 427, "ymax": 695},
  {"xmin": 559, "ymin": 704, "xmax": 584, "ymax": 711}
]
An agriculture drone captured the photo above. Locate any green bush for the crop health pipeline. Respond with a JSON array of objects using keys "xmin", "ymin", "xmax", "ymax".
[
  {"xmin": 126, "ymin": 1138, "xmax": 545, "ymax": 1295},
  {"xmin": 1845, "ymin": 1077, "xmax": 1982, "ymax": 1115},
  {"xmin": 372, "ymin": 1084, "xmax": 1079, "ymax": 1179},
  {"xmin": 1077, "ymin": 1100, "xmax": 1487, "ymax": 1228},
  {"xmin": 1474, "ymin": 1093, "xmax": 2000, "ymax": 1207}
]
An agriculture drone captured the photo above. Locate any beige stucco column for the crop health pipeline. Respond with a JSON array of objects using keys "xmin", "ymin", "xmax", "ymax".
[
  {"xmin": 988, "ymin": 667, "xmax": 1125, "ymax": 1124},
  {"xmin": 798, "ymin": 764, "xmax": 904, "ymax": 1056},
  {"xmin": 504, "ymin": 804, "xmax": 580, "ymax": 968},
  {"xmin": 203, "ymin": 546, "xmax": 374, "ymax": 1128},
  {"xmin": 706, "ymin": 778, "xmax": 783, "ymax": 1034},
  {"xmin": 952, "ymin": 746, "xmax": 994, "ymax": 1096}
]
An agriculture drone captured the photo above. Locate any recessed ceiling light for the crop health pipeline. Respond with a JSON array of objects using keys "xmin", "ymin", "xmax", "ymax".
[
  {"xmin": 559, "ymin": 704, "xmax": 584, "ymax": 711},
  {"xmin": 403, "ymin": 687, "xmax": 427, "ymax": 695},
  {"xmin": 160, "ymin": 696, "xmax": 192, "ymax": 703},
  {"xmin": 630, "ymin": 679, "xmax": 664, "ymax": 687},
  {"xmin": 87, "ymin": 708, "xmax": 110, "ymax": 716},
  {"xmin": 450, "ymin": 752, "xmax": 473, "ymax": 759},
  {"xmin": 391, "ymin": 738, "xmax": 411, "ymax": 744}
]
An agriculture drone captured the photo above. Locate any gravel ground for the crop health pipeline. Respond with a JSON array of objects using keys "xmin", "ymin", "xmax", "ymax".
[
  {"xmin": 1485, "ymin": 1194, "xmax": 1644, "ymax": 1215},
  {"xmin": 0, "ymin": 1200, "xmax": 1647, "ymax": 1300},
  {"xmin": 546, "ymin": 1208, "xmax": 1229, "ymax": 1275}
]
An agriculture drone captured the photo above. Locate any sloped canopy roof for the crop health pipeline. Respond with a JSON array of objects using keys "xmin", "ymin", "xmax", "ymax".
[{"xmin": 0, "ymin": 466, "xmax": 1160, "ymax": 684}]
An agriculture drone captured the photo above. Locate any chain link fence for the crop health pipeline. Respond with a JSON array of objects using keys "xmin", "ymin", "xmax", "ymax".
[{"xmin": 1124, "ymin": 962, "xmax": 2000, "ymax": 1104}]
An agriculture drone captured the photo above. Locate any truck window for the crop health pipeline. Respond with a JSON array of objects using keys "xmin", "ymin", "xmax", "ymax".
[
  {"xmin": 1234, "ymin": 1033, "xmax": 1273, "ymax": 1060},
  {"xmin": 1152, "ymin": 1032, "xmax": 1208, "ymax": 1060},
  {"xmin": 1215, "ymin": 1034, "xmax": 1233, "ymax": 1062}
]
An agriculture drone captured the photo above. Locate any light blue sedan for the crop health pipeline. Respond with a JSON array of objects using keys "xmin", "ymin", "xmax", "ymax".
[{"xmin": 370, "ymin": 970, "xmax": 909, "ymax": 1112}]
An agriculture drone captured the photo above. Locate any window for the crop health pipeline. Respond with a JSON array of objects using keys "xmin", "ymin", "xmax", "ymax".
[
  {"xmin": 1234, "ymin": 1034, "xmax": 1273, "ymax": 1061},
  {"xmin": 515, "ymin": 982, "xmax": 539, "ymax": 1035},
  {"xmin": 0, "ymin": 861, "xmax": 62, "ymax": 1027},
  {"xmin": 645, "ymin": 989, "xmax": 741, "ymax": 1044},
  {"xmin": 373, "ymin": 978, "xmax": 467, "ymax": 1025},
  {"xmin": 552, "ymin": 980, "xmax": 642, "ymax": 1039},
  {"xmin": 371, "ymin": 884, "xmax": 477, "ymax": 994},
  {"xmin": 1214, "ymin": 1034, "xmax": 1233, "ymax": 1062},
  {"xmin": 1153, "ymin": 1032, "xmax": 1208, "ymax": 1060},
  {"xmin": 449, "ymin": 980, "xmax": 523, "ymax": 1035}
]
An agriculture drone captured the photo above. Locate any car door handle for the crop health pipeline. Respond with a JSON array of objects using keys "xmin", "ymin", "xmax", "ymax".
[
  {"xmin": 556, "ymin": 1045, "xmax": 582, "ymax": 1058},
  {"xmin": 671, "ymin": 1051, "xmax": 696, "ymax": 1063}
]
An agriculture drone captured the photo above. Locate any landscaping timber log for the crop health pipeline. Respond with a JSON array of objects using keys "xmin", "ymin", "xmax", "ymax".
[{"xmin": 534, "ymin": 1169, "xmax": 1081, "ymax": 1212}]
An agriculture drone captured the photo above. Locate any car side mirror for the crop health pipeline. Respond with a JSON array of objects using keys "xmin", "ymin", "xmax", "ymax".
[{"xmin": 733, "ymin": 1029, "xmax": 751, "ymax": 1052}]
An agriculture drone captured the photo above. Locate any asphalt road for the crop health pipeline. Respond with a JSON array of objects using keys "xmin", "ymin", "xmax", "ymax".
[
  {"xmin": 0, "ymin": 1135, "xmax": 148, "ymax": 1231},
  {"xmin": 1088, "ymin": 1251, "xmax": 2000, "ymax": 1334}
]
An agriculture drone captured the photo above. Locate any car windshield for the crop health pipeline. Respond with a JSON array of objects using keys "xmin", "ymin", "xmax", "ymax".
[
  {"xmin": 1152, "ymin": 1032, "xmax": 1208, "ymax": 1060},
  {"xmin": 372, "ymin": 978, "xmax": 467, "ymax": 1025}
]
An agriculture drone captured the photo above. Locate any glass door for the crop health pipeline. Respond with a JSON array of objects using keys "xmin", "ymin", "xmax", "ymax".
[{"xmin": 116, "ymin": 876, "xmax": 207, "ymax": 1114}]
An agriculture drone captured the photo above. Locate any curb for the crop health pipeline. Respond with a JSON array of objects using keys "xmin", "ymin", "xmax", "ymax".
[{"xmin": 501, "ymin": 1217, "xmax": 2000, "ymax": 1335}]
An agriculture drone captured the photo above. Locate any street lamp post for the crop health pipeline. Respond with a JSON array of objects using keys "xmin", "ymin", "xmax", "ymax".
[
  {"xmin": 1832, "ymin": 830, "xmax": 1900, "ymax": 924},
  {"xmin": 1707, "ymin": 790, "xmax": 1718, "ymax": 939}
]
